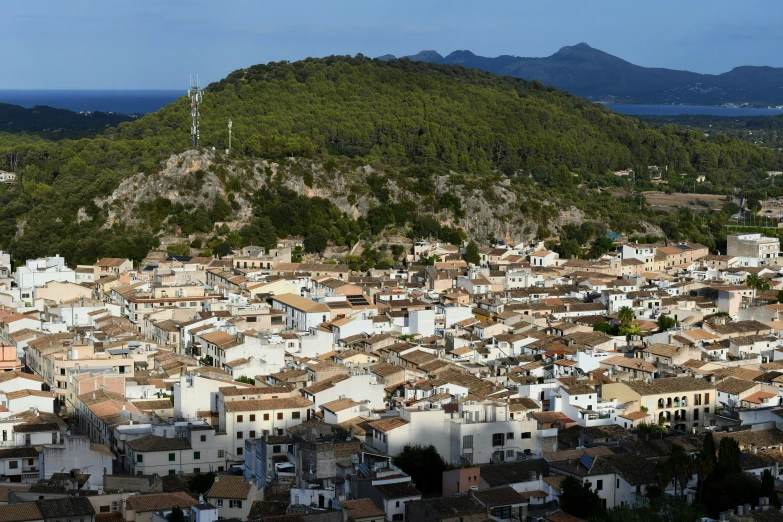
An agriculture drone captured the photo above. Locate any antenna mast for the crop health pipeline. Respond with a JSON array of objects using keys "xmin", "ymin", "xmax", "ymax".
[
  {"xmin": 188, "ymin": 75, "xmax": 202, "ymax": 147},
  {"xmin": 228, "ymin": 119, "xmax": 233, "ymax": 154}
]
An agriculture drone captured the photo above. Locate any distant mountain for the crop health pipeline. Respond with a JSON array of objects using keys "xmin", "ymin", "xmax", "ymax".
[{"xmin": 380, "ymin": 43, "xmax": 783, "ymax": 106}]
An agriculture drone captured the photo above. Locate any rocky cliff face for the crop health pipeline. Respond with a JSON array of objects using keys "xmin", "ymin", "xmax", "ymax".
[{"xmin": 92, "ymin": 150, "xmax": 657, "ymax": 244}]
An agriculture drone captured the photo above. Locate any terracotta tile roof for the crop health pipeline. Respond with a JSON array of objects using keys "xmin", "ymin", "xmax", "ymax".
[
  {"xmin": 342, "ymin": 498, "xmax": 385, "ymax": 519},
  {"xmin": 623, "ymin": 377, "xmax": 714, "ymax": 396},
  {"xmin": 125, "ymin": 491, "xmax": 198, "ymax": 512},
  {"xmin": 126, "ymin": 434, "xmax": 191, "ymax": 452},
  {"xmin": 206, "ymin": 475, "xmax": 252, "ymax": 500},
  {"xmin": 716, "ymin": 377, "xmax": 757, "ymax": 395},
  {"xmin": 0, "ymin": 484, "xmax": 30, "ymax": 502},
  {"xmin": 367, "ymin": 417, "xmax": 409, "ymax": 433},
  {"xmin": 0, "ymin": 503, "xmax": 43, "ymax": 522},
  {"xmin": 321, "ymin": 398, "xmax": 361, "ymax": 413},
  {"xmin": 224, "ymin": 396, "xmax": 312, "ymax": 412},
  {"xmin": 742, "ymin": 391, "xmax": 778, "ymax": 404}
]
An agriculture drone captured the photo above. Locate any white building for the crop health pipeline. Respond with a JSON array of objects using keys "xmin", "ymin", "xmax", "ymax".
[{"xmin": 16, "ymin": 255, "xmax": 76, "ymax": 291}]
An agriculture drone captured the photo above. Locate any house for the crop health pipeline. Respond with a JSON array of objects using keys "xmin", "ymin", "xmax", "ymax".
[
  {"xmin": 342, "ymin": 498, "xmax": 386, "ymax": 522},
  {"xmin": 270, "ymin": 294, "xmax": 331, "ymax": 331},
  {"xmin": 550, "ymin": 453, "xmax": 656, "ymax": 509},
  {"xmin": 124, "ymin": 429, "xmax": 224, "ymax": 476},
  {"xmin": 205, "ymin": 475, "xmax": 257, "ymax": 520},
  {"xmin": 123, "ymin": 491, "xmax": 199, "ymax": 522},
  {"xmin": 530, "ymin": 251, "xmax": 559, "ymax": 268}
]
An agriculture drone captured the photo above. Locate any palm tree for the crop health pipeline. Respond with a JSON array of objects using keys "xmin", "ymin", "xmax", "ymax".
[
  {"xmin": 747, "ymin": 273, "xmax": 770, "ymax": 292},
  {"xmin": 668, "ymin": 444, "xmax": 693, "ymax": 497},
  {"xmin": 618, "ymin": 306, "xmax": 634, "ymax": 327}
]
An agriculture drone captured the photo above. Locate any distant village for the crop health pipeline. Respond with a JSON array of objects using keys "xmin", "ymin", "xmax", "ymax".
[{"xmin": 0, "ymin": 230, "xmax": 782, "ymax": 522}]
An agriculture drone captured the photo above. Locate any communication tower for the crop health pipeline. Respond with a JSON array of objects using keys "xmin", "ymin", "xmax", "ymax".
[{"xmin": 188, "ymin": 76, "xmax": 202, "ymax": 147}]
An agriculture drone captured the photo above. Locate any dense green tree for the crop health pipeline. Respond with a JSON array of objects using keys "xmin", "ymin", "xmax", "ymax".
[
  {"xmin": 169, "ymin": 507, "xmax": 186, "ymax": 522},
  {"xmin": 235, "ymin": 376, "xmax": 254, "ymax": 384},
  {"xmin": 716, "ymin": 437, "xmax": 742, "ymax": 477},
  {"xmin": 464, "ymin": 241, "xmax": 480, "ymax": 265},
  {"xmin": 559, "ymin": 476, "xmax": 605, "ymax": 520},
  {"xmin": 392, "ymin": 445, "xmax": 449, "ymax": 497},
  {"xmin": 304, "ymin": 226, "xmax": 329, "ymax": 253},
  {"xmin": 166, "ymin": 243, "xmax": 190, "ymax": 257},
  {"xmin": 657, "ymin": 314, "xmax": 677, "ymax": 332}
]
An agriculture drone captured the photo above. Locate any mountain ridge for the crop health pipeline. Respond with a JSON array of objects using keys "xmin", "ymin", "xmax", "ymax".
[{"xmin": 379, "ymin": 44, "xmax": 783, "ymax": 106}]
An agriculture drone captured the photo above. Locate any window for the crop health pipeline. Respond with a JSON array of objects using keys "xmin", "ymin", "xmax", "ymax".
[
  {"xmin": 237, "ymin": 431, "xmax": 243, "ymax": 439},
  {"xmin": 169, "ymin": 470, "xmax": 175, "ymax": 475},
  {"xmin": 8, "ymin": 461, "xmax": 18, "ymax": 469},
  {"xmin": 596, "ymin": 480, "xmax": 603, "ymax": 491},
  {"xmin": 521, "ymin": 432, "xmax": 532, "ymax": 439},
  {"xmin": 506, "ymin": 450, "xmax": 514, "ymax": 458},
  {"xmin": 217, "ymin": 499, "xmax": 223, "ymax": 507},
  {"xmin": 237, "ymin": 415, "xmax": 243, "ymax": 422},
  {"xmin": 200, "ymin": 435, "xmax": 206, "ymax": 442},
  {"xmin": 492, "ymin": 506, "xmax": 511, "ymax": 519},
  {"xmin": 237, "ymin": 447, "xmax": 243, "ymax": 456},
  {"xmin": 264, "ymin": 414, "xmax": 270, "ymax": 421},
  {"xmin": 292, "ymin": 411, "xmax": 300, "ymax": 419},
  {"xmin": 194, "ymin": 451, "xmax": 201, "ymax": 460},
  {"xmin": 218, "ymin": 450, "xmax": 225, "ymax": 459},
  {"xmin": 277, "ymin": 413, "xmax": 283, "ymax": 420},
  {"xmin": 693, "ymin": 409, "xmax": 699, "ymax": 421},
  {"xmin": 137, "ymin": 454, "xmax": 143, "ymax": 463},
  {"xmin": 250, "ymin": 414, "xmax": 256, "ymax": 421},
  {"xmin": 462, "ymin": 435, "xmax": 473, "ymax": 449},
  {"xmin": 194, "ymin": 468, "xmax": 200, "ymax": 474},
  {"xmin": 249, "ymin": 431, "xmax": 256, "ymax": 438},
  {"xmin": 636, "ymin": 485, "xmax": 641, "ymax": 494},
  {"xmin": 169, "ymin": 453, "xmax": 175, "ymax": 462},
  {"xmin": 705, "ymin": 393, "xmax": 710, "ymax": 405},
  {"xmin": 396, "ymin": 501, "xmax": 400, "ymax": 508},
  {"xmin": 492, "ymin": 433, "xmax": 504, "ymax": 447},
  {"xmin": 230, "ymin": 500, "xmax": 243, "ymax": 509},
  {"xmin": 273, "ymin": 445, "xmax": 282, "ymax": 453},
  {"xmin": 617, "ymin": 479, "xmax": 620, "ymax": 488},
  {"xmin": 506, "ymin": 432, "xmax": 514, "ymax": 440}
]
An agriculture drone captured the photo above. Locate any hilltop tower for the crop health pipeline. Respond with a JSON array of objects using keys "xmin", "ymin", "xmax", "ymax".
[{"xmin": 188, "ymin": 76, "xmax": 202, "ymax": 147}]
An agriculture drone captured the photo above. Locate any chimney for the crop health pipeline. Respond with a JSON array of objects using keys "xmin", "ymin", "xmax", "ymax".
[
  {"xmin": 92, "ymin": 392, "xmax": 96, "ymax": 400},
  {"xmin": 122, "ymin": 404, "xmax": 126, "ymax": 411},
  {"xmin": 745, "ymin": 504, "xmax": 751, "ymax": 515},
  {"xmin": 737, "ymin": 506, "xmax": 744, "ymax": 516},
  {"xmin": 530, "ymin": 471, "xmax": 536, "ymax": 481}
]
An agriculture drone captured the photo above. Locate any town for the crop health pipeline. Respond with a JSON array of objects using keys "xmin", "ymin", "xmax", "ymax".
[{"xmin": 0, "ymin": 230, "xmax": 778, "ymax": 521}]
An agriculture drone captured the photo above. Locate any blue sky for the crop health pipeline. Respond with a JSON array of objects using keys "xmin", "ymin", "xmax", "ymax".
[{"xmin": 4, "ymin": 0, "xmax": 783, "ymax": 89}]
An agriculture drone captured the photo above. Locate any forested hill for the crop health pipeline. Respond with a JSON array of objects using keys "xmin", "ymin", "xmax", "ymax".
[
  {"xmin": 0, "ymin": 55, "xmax": 780, "ymax": 265},
  {"xmin": 0, "ymin": 103, "xmax": 133, "ymax": 139},
  {"xmin": 113, "ymin": 55, "xmax": 775, "ymax": 174}
]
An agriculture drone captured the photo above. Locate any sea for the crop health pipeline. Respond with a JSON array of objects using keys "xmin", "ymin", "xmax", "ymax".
[
  {"xmin": 605, "ymin": 103, "xmax": 783, "ymax": 117},
  {"xmin": 2, "ymin": 90, "xmax": 783, "ymax": 118},
  {"xmin": 0, "ymin": 90, "xmax": 182, "ymax": 115}
]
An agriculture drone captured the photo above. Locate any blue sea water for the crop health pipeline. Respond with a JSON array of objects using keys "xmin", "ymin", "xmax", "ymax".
[
  {"xmin": 605, "ymin": 103, "xmax": 783, "ymax": 117},
  {"xmin": 0, "ymin": 90, "xmax": 182, "ymax": 115},
  {"xmin": 3, "ymin": 90, "xmax": 783, "ymax": 118}
]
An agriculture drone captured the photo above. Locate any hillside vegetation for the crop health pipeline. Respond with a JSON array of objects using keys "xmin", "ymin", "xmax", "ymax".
[{"xmin": 0, "ymin": 56, "xmax": 779, "ymax": 265}]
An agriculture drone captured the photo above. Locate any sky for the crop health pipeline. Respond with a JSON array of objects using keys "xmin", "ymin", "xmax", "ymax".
[{"xmin": 4, "ymin": 0, "xmax": 783, "ymax": 89}]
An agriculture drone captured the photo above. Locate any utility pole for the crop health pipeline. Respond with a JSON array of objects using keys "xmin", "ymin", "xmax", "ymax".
[
  {"xmin": 228, "ymin": 119, "xmax": 233, "ymax": 153},
  {"xmin": 188, "ymin": 76, "xmax": 202, "ymax": 147}
]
